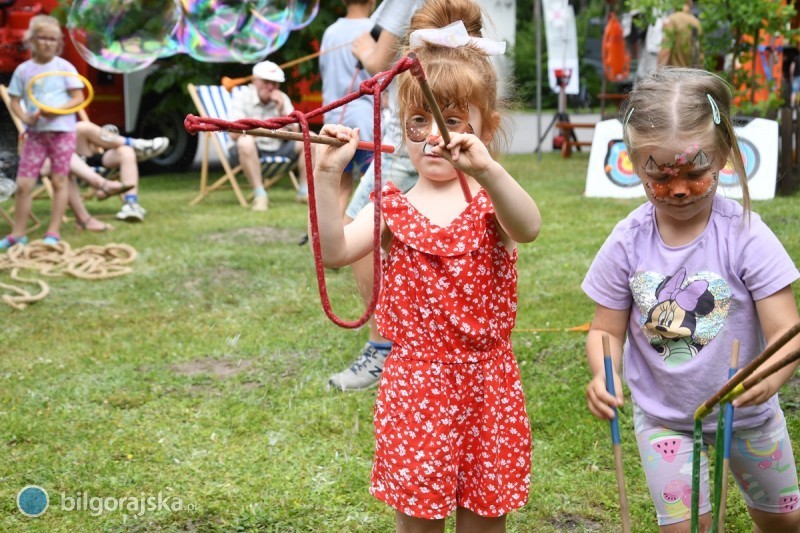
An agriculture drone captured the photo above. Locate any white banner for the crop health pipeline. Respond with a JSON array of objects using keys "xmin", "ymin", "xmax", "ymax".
[{"xmin": 542, "ymin": 0, "xmax": 579, "ymax": 95}]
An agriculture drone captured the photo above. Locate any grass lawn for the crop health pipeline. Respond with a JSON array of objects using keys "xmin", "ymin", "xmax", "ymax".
[{"xmin": 2, "ymin": 153, "xmax": 800, "ymax": 532}]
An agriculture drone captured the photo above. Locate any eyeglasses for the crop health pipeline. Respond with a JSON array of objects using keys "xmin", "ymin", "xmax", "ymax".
[{"xmin": 404, "ymin": 114, "xmax": 474, "ymax": 143}]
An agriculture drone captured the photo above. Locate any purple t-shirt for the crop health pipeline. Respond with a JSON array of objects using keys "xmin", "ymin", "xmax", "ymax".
[{"xmin": 582, "ymin": 195, "xmax": 799, "ymax": 431}]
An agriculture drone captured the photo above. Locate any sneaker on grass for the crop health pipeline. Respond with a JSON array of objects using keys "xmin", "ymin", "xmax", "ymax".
[
  {"xmin": 328, "ymin": 343, "xmax": 390, "ymax": 391},
  {"xmin": 116, "ymin": 202, "xmax": 146, "ymax": 222},
  {"xmin": 130, "ymin": 137, "xmax": 170, "ymax": 162}
]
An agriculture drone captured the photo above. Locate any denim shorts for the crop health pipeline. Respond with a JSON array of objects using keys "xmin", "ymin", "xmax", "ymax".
[{"xmin": 344, "ymin": 150, "xmax": 418, "ymax": 220}]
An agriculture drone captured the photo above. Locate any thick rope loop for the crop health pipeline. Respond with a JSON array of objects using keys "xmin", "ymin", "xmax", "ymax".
[
  {"xmin": 0, "ymin": 240, "xmax": 137, "ymax": 309},
  {"xmin": 183, "ymin": 55, "xmax": 421, "ymax": 328}
]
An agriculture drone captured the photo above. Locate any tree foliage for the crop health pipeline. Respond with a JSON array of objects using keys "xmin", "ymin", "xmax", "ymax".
[{"xmin": 629, "ymin": 0, "xmax": 797, "ymax": 116}]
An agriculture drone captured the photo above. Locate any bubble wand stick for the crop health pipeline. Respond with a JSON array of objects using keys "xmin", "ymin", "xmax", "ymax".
[
  {"xmin": 407, "ymin": 52, "xmax": 472, "ymax": 203},
  {"xmin": 602, "ymin": 334, "xmax": 630, "ymax": 533}
]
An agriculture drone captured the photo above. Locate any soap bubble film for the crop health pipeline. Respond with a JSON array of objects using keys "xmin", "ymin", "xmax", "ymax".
[{"xmin": 67, "ymin": 0, "xmax": 319, "ymax": 72}]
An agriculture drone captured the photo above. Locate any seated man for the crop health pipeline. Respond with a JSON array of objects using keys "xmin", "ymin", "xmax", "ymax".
[
  {"xmin": 228, "ymin": 61, "xmax": 308, "ymax": 211},
  {"xmin": 74, "ymin": 121, "xmax": 169, "ymax": 222}
]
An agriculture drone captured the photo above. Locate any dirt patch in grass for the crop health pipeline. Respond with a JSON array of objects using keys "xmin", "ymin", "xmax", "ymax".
[
  {"xmin": 204, "ymin": 226, "xmax": 302, "ymax": 245},
  {"xmin": 546, "ymin": 513, "xmax": 603, "ymax": 531},
  {"xmin": 171, "ymin": 357, "xmax": 253, "ymax": 378}
]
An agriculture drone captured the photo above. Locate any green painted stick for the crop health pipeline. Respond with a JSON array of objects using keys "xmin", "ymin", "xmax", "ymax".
[
  {"xmin": 691, "ymin": 418, "xmax": 703, "ymax": 533},
  {"xmin": 602, "ymin": 334, "xmax": 630, "ymax": 533}
]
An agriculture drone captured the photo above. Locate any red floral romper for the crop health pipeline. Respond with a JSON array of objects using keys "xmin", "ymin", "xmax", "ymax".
[{"xmin": 370, "ymin": 183, "xmax": 531, "ymax": 520}]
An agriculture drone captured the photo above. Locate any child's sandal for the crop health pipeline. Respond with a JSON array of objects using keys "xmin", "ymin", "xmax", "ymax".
[
  {"xmin": 42, "ymin": 232, "xmax": 60, "ymax": 246},
  {"xmin": 96, "ymin": 181, "xmax": 134, "ymax": 201},
  {"xmin": 76, "ymin": 216, "xmax": 113, "ymax": 232},
  {"xmin": 0, "ymin": 234, "xmax": 29, "ymax": 252}
]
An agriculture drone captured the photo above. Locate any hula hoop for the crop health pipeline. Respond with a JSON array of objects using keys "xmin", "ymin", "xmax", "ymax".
[{"xmin": 26, "ymin": 71, "xmax": 94, "ymax": 115}]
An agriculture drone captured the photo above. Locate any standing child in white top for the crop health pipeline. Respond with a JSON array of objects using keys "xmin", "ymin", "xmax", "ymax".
[
  {"xmin": 583, "ymin": 67, "xmax": 800, "ymax": 531},
  {"xmin": 3, "ymin": 15, "xmax": 84, "ymax": 250}
]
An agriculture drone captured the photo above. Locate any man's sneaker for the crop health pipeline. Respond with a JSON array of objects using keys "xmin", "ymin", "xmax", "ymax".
[
  {"xmin": 130, "ymin": 137, "xmax": 170, "ymax": 162},
  {"xmin": 328, "ymin": 343, "xmax": 390, "ymax": 391},
  {"xmin": 252, "ymin": 194, "xmax": 268, "ymax": 212},
  {"xmin": 116, "ymin": 202, "xmax": 146, "ymax": 222}
]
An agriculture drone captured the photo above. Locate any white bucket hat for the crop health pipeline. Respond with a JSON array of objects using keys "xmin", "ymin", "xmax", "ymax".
[{"xmin": 252, "ymin": 61, "xmax": 285, "ymax": 83}]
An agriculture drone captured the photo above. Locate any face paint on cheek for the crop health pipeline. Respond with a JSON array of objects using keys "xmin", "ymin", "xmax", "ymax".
[
  {"xmin": 688, "ymin": 174, "xmax": 714, "ymax": 197},
  {"xmin": 649, "ymin": 181, "xmax": 671, "ymax": 200}
]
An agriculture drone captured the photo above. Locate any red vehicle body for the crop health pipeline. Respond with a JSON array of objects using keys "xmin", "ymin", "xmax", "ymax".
[{"xmin": 0, "ymin": 0, "xmax": 322, "ymax": 172}]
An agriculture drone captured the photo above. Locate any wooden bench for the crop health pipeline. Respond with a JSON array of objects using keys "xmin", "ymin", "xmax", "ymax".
[{"xmin": 555, "ymin": 122, "xmax": 595, "ymax": 158}]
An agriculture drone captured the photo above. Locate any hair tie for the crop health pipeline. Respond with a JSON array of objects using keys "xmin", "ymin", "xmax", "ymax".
[
  {"xmin": 707, "ymin": 94, "xmax": 721, "ymax": 125},
  {"xmin": 409, "ymin": 21, "xmax": 506, "ymax": 56},
  {"xmin": 623, "ymin": 106, "xmax": 634, "ymax": 129}
]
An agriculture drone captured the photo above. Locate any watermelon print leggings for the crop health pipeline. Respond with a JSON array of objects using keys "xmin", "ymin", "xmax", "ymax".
[{"xmin": 633, "ymin": 405, "xmax": 799, "ymax": 526}]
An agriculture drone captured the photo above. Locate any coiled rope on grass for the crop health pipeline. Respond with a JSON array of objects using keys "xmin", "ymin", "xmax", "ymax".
[{"xmin": 0, "ymin": 240, "xmax": 137, "ymax": 310}]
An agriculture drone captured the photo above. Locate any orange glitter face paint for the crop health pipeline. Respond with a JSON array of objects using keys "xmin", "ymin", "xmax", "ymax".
[{"xmin": 641, "ymin": 147, "xmax": 717, "ymax": 201}]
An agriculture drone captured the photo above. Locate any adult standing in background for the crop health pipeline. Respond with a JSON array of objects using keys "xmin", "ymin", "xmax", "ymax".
[
  {"xmin": 327, "ymin": 0, "xmax": 425, "ymax": 391},
  {"xmin": 657, "ymin": 0, "xmax": 702, "ymax": 67},
  {"xmin": 319, "ymin": 0, "xmax": 377, "ymax": 214}
]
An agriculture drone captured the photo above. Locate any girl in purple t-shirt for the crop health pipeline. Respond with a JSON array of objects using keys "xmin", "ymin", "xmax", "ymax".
[{"xmin": 583, "ymin": 68, "xmax": 800, "ymax": 531}]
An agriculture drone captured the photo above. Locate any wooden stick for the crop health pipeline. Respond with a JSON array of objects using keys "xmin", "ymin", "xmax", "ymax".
[
  {"xmin": 716, "ymin": 341, "xmax": 740, "ymax": 532},
  {"xmin": 695, "ymin": 321, "xmax": 800, "ymax": 419},
  {"xmin": 229, "ymin": 128, "xmax": 395, "ymax": 154},
  {"xmin": 721, "ymin": 347, "xmax": 800, "ymax": 404},
  {"xmin": 406, "ymin": 52, "xmax": 473, "ymax": 203},
  {"xmin": 602, "ymin": 334, "xmax": 631, "ymax": 533}
]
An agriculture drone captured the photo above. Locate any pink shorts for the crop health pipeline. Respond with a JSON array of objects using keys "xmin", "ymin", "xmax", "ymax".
[{"xmin": 17, "ymin": 131, "xmax": 77, "ymax": 178}]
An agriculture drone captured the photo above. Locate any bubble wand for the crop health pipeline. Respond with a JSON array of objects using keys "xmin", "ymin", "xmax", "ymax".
[{"xmin": 602, "ymin": 334, "xmax": 630, "ymax": 533}]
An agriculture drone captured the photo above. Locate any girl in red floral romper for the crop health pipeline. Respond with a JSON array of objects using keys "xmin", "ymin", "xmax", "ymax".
[{"xmin": 313, "ymin": 0, "xmax": 541, "ymax": 530}]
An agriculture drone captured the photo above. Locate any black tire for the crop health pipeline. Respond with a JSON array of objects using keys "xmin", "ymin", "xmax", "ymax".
[{"xmin": 136, "ymin": 106, "xmax": 198, "ymax": 174}]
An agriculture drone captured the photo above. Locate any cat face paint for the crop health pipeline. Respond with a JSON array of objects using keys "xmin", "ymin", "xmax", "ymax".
[{"xmin": 641, "ymin": 145, "xmax": 718, "ymax": 202}]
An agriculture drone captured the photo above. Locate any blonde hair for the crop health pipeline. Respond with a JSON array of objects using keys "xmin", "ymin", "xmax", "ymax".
[
  {"xmin": 622, "ymin": 67, "xmax": 750, "ymax": 213},
  {"xmin": 396, "ymin": 0, "xmax": 508, "ymax": 156},
  {"xmin": 24, "ymin": 15, "xmax": 64, "ymax": 56}
]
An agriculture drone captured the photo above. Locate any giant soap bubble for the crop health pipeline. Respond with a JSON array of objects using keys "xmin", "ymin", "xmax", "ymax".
[
  {"xmin": 68, "ymin": 0, "xmax": 320, "ymax": 73},
  {"xmin": 68, "ymin": 0, "xmax": 181, "ymax": 73}
]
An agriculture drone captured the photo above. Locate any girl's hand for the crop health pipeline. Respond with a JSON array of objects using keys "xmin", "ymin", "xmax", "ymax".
[
  {"xmin": 732, "ymin": 376, "xmax": 777, "ymax": 408},
  {"xmin": 586, "ymin": 373, "xmax": 624, "ymax": 420},
  {"xmin": 432, "ymin": 132, "xmax": 495, "ymax": 182},
  {"xmin": 314, "ymin": 124, "xmax": 359, "ymax": 176},
  {"xmin": 25, "ymin": 110, "xmax": 41, "ymax": 125}
]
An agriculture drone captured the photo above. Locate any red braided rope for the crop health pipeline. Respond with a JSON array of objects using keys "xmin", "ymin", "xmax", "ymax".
[{"xmin": 184, "ymin": 55, "xmax": 419, "ymax": 328}]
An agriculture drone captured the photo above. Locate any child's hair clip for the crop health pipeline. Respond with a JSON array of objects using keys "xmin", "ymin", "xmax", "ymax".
[
  {"xmin": 707, "ymin": 94, "xmax": 721, "ymax": 125},
  {"xmin": 623, "ymin": 107, "xmax": 634, "ymax": 130}
]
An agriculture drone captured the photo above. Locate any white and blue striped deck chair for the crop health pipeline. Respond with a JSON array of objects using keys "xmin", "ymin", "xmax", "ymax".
[{"xmin": 187, "ymin": 83, "xmax": 298, "ymax": 207}]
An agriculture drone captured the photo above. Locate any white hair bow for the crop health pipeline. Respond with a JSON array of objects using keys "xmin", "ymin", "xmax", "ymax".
[{"xmin": 409, "ymin": 21, "xmax": 506, "ymax": 56}]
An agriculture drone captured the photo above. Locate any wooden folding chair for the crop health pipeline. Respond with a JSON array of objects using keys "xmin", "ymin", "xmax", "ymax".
[
  {"xmin": 0, "ymin": 84, "xmax": 121, "ymax": 211},
  {"xmin": 187, "ymin": 83, "xmax": 299, "ymax": 207},
  {"xmin": 0, "ymin": 84, "xmax": 42, "ymax": 232}
]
